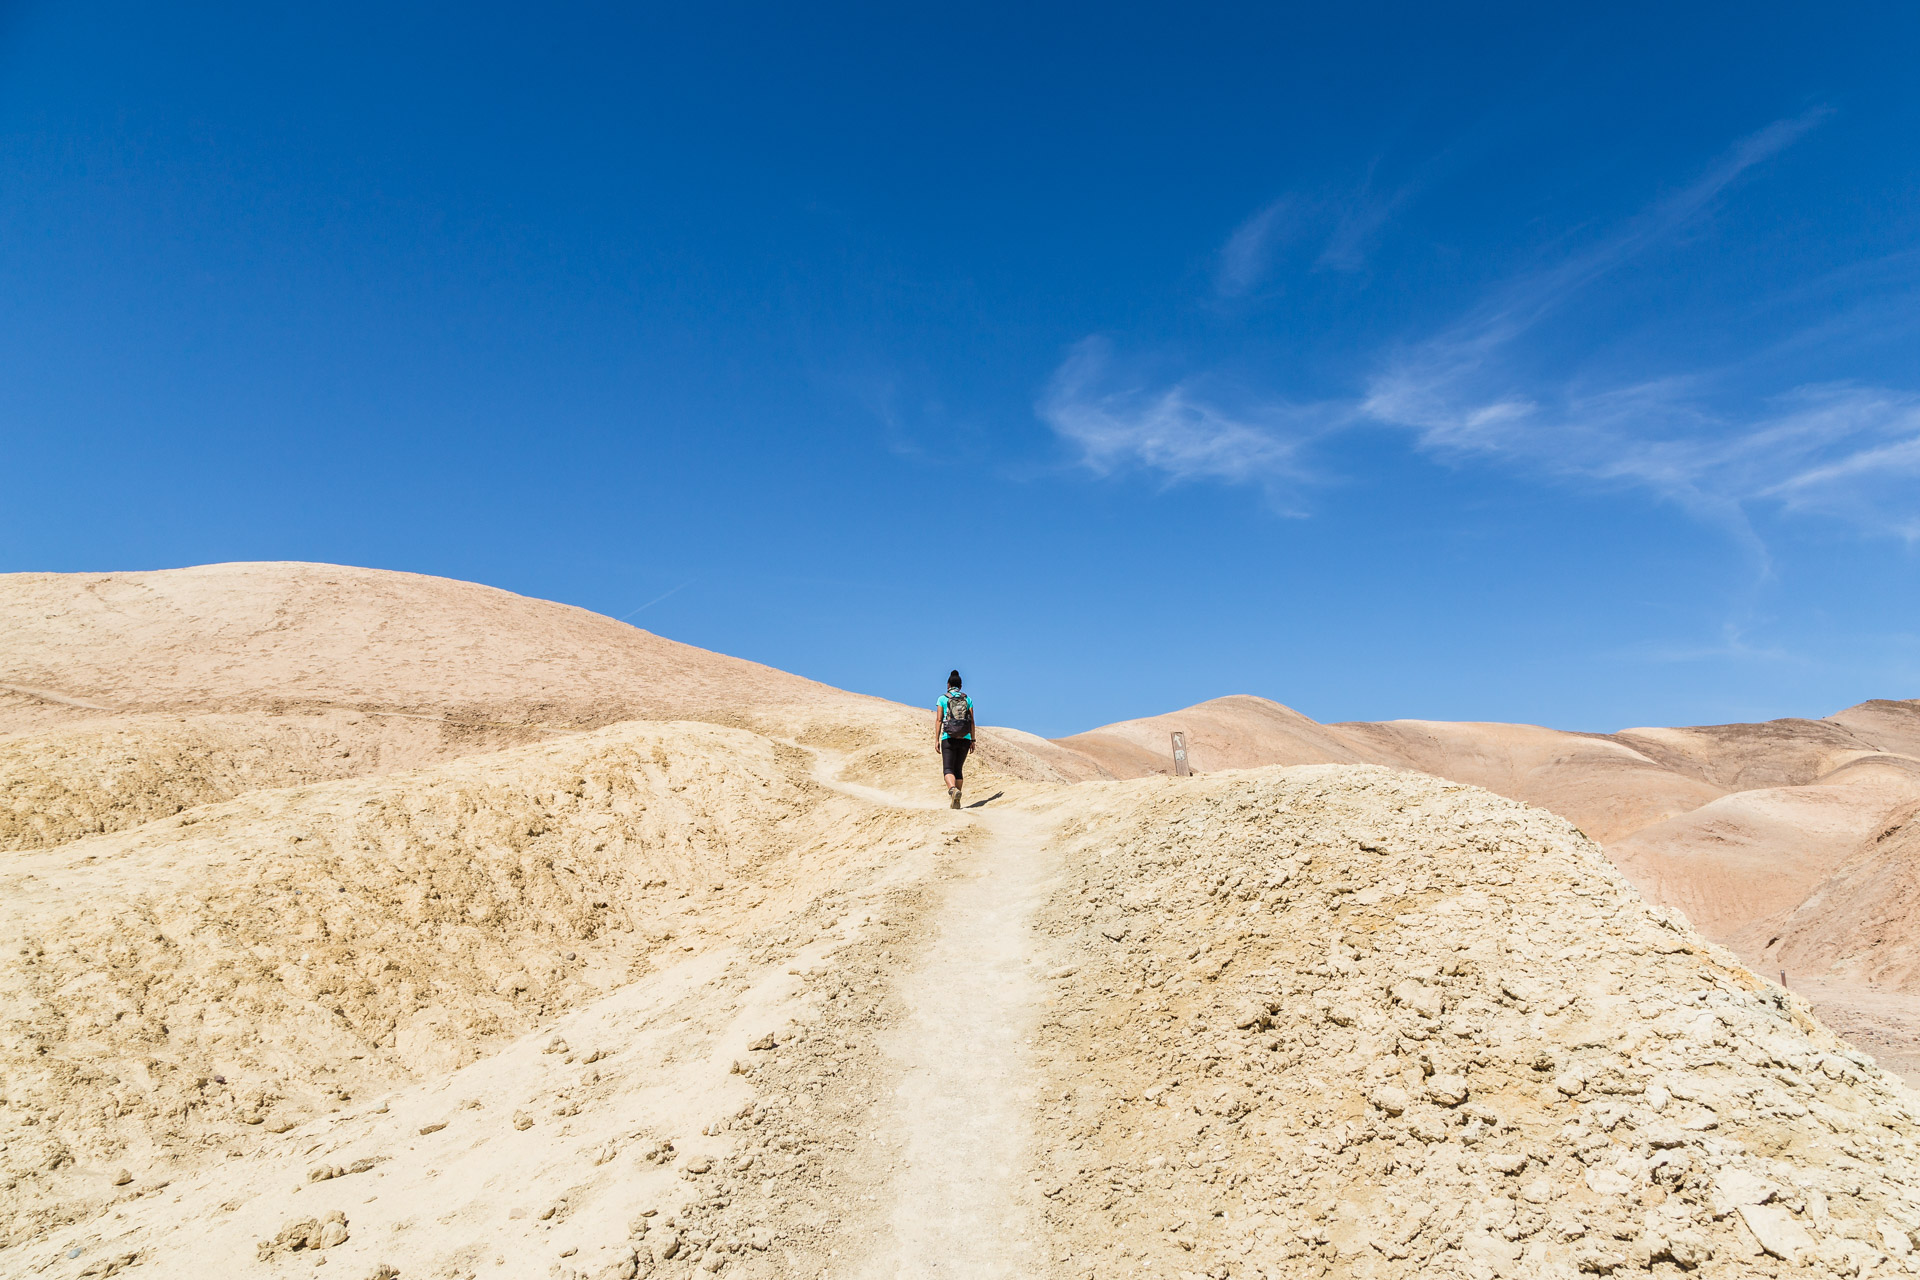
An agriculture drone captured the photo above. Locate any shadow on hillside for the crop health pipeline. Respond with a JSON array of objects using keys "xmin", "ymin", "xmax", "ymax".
[{"xmin": 966, "ymin": 791, "xmax": 1005, "ymax": 809}]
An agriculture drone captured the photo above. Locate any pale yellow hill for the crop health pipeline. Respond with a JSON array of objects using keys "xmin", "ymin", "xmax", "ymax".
[
  {"xmin": 0, "ymin": 563, "xmax": 1083, "ymax": 848},
  {"xmin": 0, "ymin": 561, "xmax": 850, "ymax": 731},
  {"xmin": 1058, "ymin": 694, "xmax": 1920, "ymax": 1082},
  {"xmin": 9, "ymin": 564, "xmax": 1920, "ymax": 1280}
]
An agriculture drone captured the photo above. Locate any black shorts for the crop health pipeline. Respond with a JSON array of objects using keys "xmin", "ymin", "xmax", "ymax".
[{"xmin": 941, "ymin": 737, "xmax": 971, "ymax": 781}]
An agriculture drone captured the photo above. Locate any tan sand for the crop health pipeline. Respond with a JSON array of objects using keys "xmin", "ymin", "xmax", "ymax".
[
  {"xmin": 7, "ymin": 562, "xmax": 1920, "ymax": 1280},
  {"xmin": 1061, "ymin": 694, "xmax": 1920, "ymax": 1081}
]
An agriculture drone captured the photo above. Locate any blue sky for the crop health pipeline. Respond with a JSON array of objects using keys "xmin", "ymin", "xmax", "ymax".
[{"xmin": 4, "ymin": 3, "xmax": 1918, "ymax": 736}]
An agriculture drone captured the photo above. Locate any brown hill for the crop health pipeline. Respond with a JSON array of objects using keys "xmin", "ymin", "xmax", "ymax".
[
  {"xmin": 1333, "ymin": 719, "xmax": 1724, "ymax": 844},
  {"xmin": 1054, "ymin": 694, "xmax": 1367, "ymax": 777},
  {"xmin": 1060, "ymin": 698, "xmax": 1733, "ymax": 844},
  {"xmin": 1058, "ymin": 694, "xmax": 1920, "ymax": 1077},
  {"xmin": 1741, "ymin": 798, "xmax": 1920, "ymax": 992},
  {"xmin": 0, "ymin": 560, "xmax": 887, "ymax": 734},
  {"xmin": 0, "ymin": 562, "xmax": 1086, "ymax": 849},
  {"xmin": 7, "ymin": 562, "xmax": 1920, "ymax": 1278},
  {"xmin": 1826, "ymin": 699, "xmax": 1920, "ymax": 761},
  {"xmin": 1606, "ymin": 756, "xmax": 1920, "ymax": 939}
]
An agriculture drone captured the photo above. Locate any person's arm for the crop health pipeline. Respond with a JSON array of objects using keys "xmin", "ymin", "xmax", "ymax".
[{"xmin": 934, "ymin": 702, "xmax": 943, "ymax": 745}]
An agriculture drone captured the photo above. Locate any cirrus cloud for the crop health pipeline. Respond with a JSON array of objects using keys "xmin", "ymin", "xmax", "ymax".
[{"xmin": 1041, "ymin": 109, "xmax": 1920, "ymax": 542}]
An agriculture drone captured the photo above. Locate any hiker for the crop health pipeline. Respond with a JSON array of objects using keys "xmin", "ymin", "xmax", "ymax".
[{"xmin": 935, "ymin": 670, "xmax": 975, "ymax": 809}]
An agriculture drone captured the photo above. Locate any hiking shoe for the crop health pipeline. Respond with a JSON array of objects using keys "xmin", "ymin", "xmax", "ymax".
[{"xmin": 949, "ymin": 787, "xmax": 961, "ymax": 809}]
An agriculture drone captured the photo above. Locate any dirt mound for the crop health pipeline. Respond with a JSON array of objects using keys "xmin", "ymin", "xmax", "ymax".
[
  {"xmin": 0, "ymin": 563, "xmax": 1089, "ymax": 848},
  {"xmin": 0, "ymin": 719, "xmax": 937, "ymax": 1246},
  {"xmin": 25, "ymin": 750, "xmax": 1920, "ymax": 1279},
  {"xmin": 0, "ymin": 711, "xmax": 550, "ymax": 852},
  {"xmin": 0, "ymin": 562, "xmax": 856, "ymax": 732},
  {"xmin": 1055, "ymin": 696, "xmax": 1366, "ymax": 778},
  {"xmin": 10, "ymin": 563, "xmax": 1920, "ymax": 1279},
  {"xmin": 1060, "ymin": 695, "xmax": 1920, "ymax": 1079},
  {"xmin": 1031, "ymin": 764, "xmax": 1920, "ymax": 1278}
]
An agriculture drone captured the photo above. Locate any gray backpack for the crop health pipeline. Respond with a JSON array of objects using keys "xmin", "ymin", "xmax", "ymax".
[{"xmin": 941, "ymin": 693, "xmax": 973, "ymax": 738}]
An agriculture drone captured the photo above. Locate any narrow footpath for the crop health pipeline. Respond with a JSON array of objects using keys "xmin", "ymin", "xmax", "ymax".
[{"xmin": 862, "ymin": 804, "xmax": 1056, "ymax": 1279}]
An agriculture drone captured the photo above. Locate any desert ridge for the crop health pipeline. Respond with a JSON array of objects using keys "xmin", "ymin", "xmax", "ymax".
[
  {"xmin": 1062, "ymin": 692, "xmax": 1920, "ymax": 1080},
  {"xmin": 3, "ymin": 561, "xmax": 1919, "ymax": 1278}
]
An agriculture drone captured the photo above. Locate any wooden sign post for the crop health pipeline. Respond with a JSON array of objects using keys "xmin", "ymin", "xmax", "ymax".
[{"xmin": 1171, "ymin": 731, "xmax": 1191, "ymax": 777}]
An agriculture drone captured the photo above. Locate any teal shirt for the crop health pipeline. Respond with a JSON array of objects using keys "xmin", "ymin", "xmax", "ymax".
[{"xmin": 937, "ymin": 692, "xmax": 974, "ymax": 740}]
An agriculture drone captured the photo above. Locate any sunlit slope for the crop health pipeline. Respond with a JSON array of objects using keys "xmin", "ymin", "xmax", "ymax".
[
  {"xmin": 1059, "ymin": 698, "xmax": 1920, "ymax": 940},
  {"xmin": 0, "ymin": 561, "xmax": 894, "ymax": 734},
  {"xmin": 0, "ymin": 718, "xmax": 935, "ymax": 1245},
  {"xmin": 1030, "ymin": 764, "xmax": 1920, "ymax": 1278},
  {"xmin": 0, "ymin": 563, "xmax": 1082, "ymax": 846}
]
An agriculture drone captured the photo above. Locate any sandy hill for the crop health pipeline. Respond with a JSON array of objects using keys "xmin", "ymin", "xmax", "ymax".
[
  {"xmin": 6, "ymin": 563, "xmax": 1920, "ymax": 1279},
  {"xmin": 1062, "ymin": 695, "xmax": 1920, "ymax": 1079},
  {"xmin": 0, "ymin": 561, "xmax": 850, "ymax": 730},
  {"xmin": 0, "ymin": 562, "xmax": 1088, "ymax": 850},
  {"xmin": 1031, "ymin": 765, "xmax": 1920, "ymax": 1279}
]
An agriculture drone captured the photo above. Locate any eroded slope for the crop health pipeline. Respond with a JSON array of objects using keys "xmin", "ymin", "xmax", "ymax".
[
  {"xmin": 1030, "ymin": 765, "xmax": 1920, "ymax": 1279},
  {"xmin": 0, "ymin": 563, "xmax": 1087, "ymax": 845},
  {"xmin": 0, "ymin": 563, "xmax": 854, "ymax": 732},
  {"xmin": 0, "ymin": 719, "xmax": 938, "ymax": 1247},
  {"xmin": 1057, "ymin": 695, "xmax": 1920, "ymax": 1079},
  {"xmin": 0, "ymin": 710, "xmax": 551, "ymax": 852}
]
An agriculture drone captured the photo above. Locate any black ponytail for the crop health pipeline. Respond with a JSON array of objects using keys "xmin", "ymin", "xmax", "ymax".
[{"xmin": 948, "ymin": 670, "xmax": 962, "ymax": 690}]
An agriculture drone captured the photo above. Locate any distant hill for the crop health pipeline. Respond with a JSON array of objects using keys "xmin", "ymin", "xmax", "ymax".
[{"xmin": 1058, "ymin": 691, "xmax": 1920, "ymax": 1073}]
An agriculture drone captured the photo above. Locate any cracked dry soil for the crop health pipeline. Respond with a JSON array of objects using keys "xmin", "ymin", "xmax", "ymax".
[{"xmin": 14, "ymin": 737, "xmax": 1920, "ymax": 1280}]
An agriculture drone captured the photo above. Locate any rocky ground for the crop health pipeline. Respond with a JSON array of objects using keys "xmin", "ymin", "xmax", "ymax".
[
  {"xmin": 8, "ymin": 564, "xmax": 1920, "ymax": 1280},
  {"xmin": 12, "ymin": 741, "xmax": 1920, "ymax": 1279},
  {"xmin": 1058, "ymin": 695, "xmax": 1920, "ymax": 1083},
  {"xmin": 1028, "ymin": 765, "xmax": 1920, "ymax": 1280}
]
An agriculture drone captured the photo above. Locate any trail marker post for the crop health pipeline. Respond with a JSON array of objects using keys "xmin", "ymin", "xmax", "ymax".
[{"xmin": 1171, "ymin": 731, "xmax": 1191, "ymax": 777}]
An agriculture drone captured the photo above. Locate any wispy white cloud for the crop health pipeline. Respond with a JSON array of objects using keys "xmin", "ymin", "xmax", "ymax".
[
  {"xmin": 1214, "ymin": 167, "xmax": 1422, "ymax": 295},
  {"xmin": 1348, "ymin": 111, "xmax": 1920, "ymax": 540},
  {"xmin": 1049, "ymin": 109, "xmax": 1920, "ymax": 542},
  {"xmin": 1526, "ymin": 108, "xmax": 1830, "ymax": 308},
  {"xmin": 1610, "ymin": 623, "xmax": 1797, "ymax": 666},
  {"xmin": 1215, "ymin": 198, "xmax": 1304, "ymax": 298},
  {"xmin": 1373, "ymin": 376, "xmax": 1920, "ymax": 545},
  {"xmin": 1363, "ymin": 108, "xmax": 1836, "ymax": 441},
  {"xmin": 1038, "ymin": 337, "xmax": 1345, "ymax": 494},
  {"xmin": 1754, "ymin": 390, "xmax": 1920, "ymax": 539},
  {"xmin": 1317, "ymin": 164, "xmax": 1414, "ymax": 273}
]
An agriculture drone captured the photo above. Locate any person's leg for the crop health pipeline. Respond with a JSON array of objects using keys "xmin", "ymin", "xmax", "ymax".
[{"xmin": 942, "ymin": 739, "xmax": 966, "ymax": 806}]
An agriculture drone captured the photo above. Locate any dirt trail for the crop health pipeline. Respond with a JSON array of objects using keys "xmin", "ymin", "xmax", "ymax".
[
  {"xmin": 19, "ymin": 561, "xmax": 1920, "ymax": 1278},
  {"xmin": 864, "ymin": 804, "xmax": 1055, "ymax": 1279}
]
